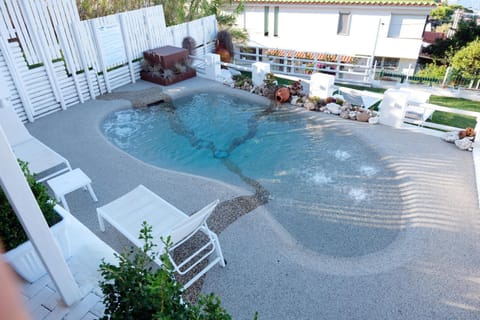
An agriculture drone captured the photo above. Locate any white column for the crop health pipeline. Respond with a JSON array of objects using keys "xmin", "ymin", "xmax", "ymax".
[
  {"xmin": 309, "ymin": 72, "xmax": 335, "ymax": 99},
  {"xmin": 203, "ymin": 53, "xmax": 221, "ymax": 81},
  {"xmin": 0, "ymin": 75, "xmax": 81, "ymax": 306},
  {"xmin": 0, "ymin": 109, "xmax": 81, "ymax": 306},
  {"xmin": 252, "ymin": 62, "xmax": 270, "ymax": 87},
  {"xmin": 378, "ymin": 89, "xmax": 408, "ymax": 128}
]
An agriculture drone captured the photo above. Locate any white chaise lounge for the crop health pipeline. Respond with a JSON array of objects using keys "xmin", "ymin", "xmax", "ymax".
[
  {"xmin": 0, "ymin": 99, "xmax": 72, "ymax": 182},
  {"xmin": 96, "ymin": 185, "xmax": 226, "ymax": 289}
]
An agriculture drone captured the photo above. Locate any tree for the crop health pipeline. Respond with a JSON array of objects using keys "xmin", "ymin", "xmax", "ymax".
[
  {"xmin": 423, "ymin": 19, "xmax": 480, "ymax": 64},
  {"xmin": 451, "ymin": 39, "xmax": 480, "ymax": 79}
]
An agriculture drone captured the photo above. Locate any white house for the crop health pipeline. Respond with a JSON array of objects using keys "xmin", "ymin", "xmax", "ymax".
[{"xmin": 232, "ymin": 0, "xmax": 436, "ymax": 74}]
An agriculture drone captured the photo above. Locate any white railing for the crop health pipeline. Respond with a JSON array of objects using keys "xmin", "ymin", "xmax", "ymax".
[
  {"xmin": 233, "ymin": 46, "xmax": 373, "ymax": 85},
  {"xmin": 402, "ymin": 103, "xmax": 480, "ymax": 136}
]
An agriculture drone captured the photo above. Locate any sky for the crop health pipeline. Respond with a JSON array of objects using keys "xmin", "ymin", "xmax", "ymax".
[{"xmin": 448, "ymin": 0, "xmax": 480, "ymax": 11}]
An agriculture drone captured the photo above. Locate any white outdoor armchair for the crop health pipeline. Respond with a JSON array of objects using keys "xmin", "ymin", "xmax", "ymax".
[
  {"xmin": 0, "ymin": 99, "xmax": 72, "ymax": 182},
  {"xmin": 96, "ymin": 185, "xmax": 226, "ymax": 289}
]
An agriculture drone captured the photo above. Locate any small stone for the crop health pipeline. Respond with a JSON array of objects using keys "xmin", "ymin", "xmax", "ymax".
[
  {"xmin": 305, "ymin": 101, "xmax": 316, "ymax": 111},
  {"xmin": 368, "ymin": 116, "xmax": 379, "ymax": 124},
  {"xmin": 442, "ymin": 131, "xmax": 459, "ymax": 143},
  {"xmin": 340, "ymin": 111, "xmax": 349, "ymax": 119},
  {"xmin": 290, "ymin": 96, "xmax": 298, "ymax": 105},
  {"xmin": 326, "ymin": 103, "xmax": 341, "ymax": 115},
  {"xmin": 356, "ymin": 112, "xmax": 370, "ymax": 122},
  {"xmin": 348, "ymin": 111, "xmax": 357, "ymax": 120},
  {"xmin": 454, "ymin": 137, "xmax": 473, "ymax": 151}
]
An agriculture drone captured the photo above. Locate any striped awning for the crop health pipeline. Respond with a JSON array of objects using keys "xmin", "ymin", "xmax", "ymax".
[{"xmin": 265, "ymin": 49, "xmax": 355, "ymax": 63}]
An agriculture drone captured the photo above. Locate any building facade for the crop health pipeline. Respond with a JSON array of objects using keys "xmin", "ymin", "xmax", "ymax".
[{"xmin": 232, "ymin": 0, "xmax": 437, "ymax": 74}]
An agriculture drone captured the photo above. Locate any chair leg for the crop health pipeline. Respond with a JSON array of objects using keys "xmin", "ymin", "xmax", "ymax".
[
  {"xmin": 97, "ymin": 212, "xmax": 106, "ymax": 232},
  {"xmin": 86, "ymin": 183, "xmax": 98, "ymax": 202},
  {"xmin": 210, "ymin": 231, "xmax": 226, "ymax": 268}
]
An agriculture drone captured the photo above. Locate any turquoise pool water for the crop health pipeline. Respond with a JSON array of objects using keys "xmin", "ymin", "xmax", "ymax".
[{"xmin": 102, "ymin": 92, "xmax": 404, "ymax": 257}]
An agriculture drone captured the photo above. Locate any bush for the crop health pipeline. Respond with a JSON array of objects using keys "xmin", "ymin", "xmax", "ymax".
[
  {"xmin": 0, "ymin": 160, "xmax": 60, "ymax": 251},
  {"xmin": 416, "ymin": 63, "xmax": 446, "ymax": 79},
  {"xmin": 99, "ymin": 222, "xmax": 234, "ymax": 320}
]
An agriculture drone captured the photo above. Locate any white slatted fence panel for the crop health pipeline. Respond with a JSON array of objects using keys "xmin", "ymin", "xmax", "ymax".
[
  {"xmin": 145, "ymin": 5, "xmax": 167, "ymax": 48},
  {"xmin": 30, "ymin": 0, "xmax": 60, "ymax": 60},
  {"xmin": 0, "ymin": 47, "xmax": 27, "ymax": 121},
  {"xmin": 1, "ymin": 1, "xmax": 216, "ymax": 121},
  {"xmin": 4, "ymin": 0, "xmax": 41, "ymax": 64},
  {"xmin": 122, "ymin": 9, "xmax": 147, "ymax": 58},
  {"xmin": 187, "ymin": 18, "xmax": 205, "ymax": 48},
  {"xmin": 167, "ymin": 24, "xmax": 188, "ymax": 48},
  {"xmin": 0, "ymin": 0, "xmax": 16, "ymax": 39}
]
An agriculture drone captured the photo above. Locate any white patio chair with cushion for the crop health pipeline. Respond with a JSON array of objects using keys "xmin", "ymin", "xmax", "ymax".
[
  {"xmin": 0, "ymin": 99, "xmax": 72, "ymax": 182},
  {"xmin": 96, "ymin": 185, "xmax": 226, "ymax": 289}
]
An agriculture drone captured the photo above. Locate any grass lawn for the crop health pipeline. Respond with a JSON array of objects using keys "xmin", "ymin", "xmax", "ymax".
[
  {"xmin": 340, "ymin": 83, "xmax": 480, "ymax": 129},
  {"xmin": 429, "ymin": 96, "xmax": 479, "ymax": 129},
  {"xmin": 251, "ymin": 72, "xmax": 480, "ymax": 129}
]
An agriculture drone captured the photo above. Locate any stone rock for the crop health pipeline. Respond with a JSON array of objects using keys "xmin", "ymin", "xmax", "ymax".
[
  {"xmin": 348, "ymin": 111, "xmax": 357, "ymax": 120},
  {"xmin": 305, "ymin": 101, "xmax": 316, "ymax": 111},
  {"xmin": 442, "ymin": 131, "xmax": 459, "ymax": 143},
  {"xmin": 356, "ymin": 111, "xmax": 370, "ymax": 122},
  {"xmin": 326, "ymin": 103, "xmax": 341, "ymax": 115},
  {"xmin": 290, "ymin": 96, "xmax": 298, "ymax": 105},
  {"xmin": 319, "ymin": 106, "xmax": 327, "ymax": 112},
  {"xmin": 340, "ymin": 111, "xmax": 350, "ymax": 119},
  {"xmin": 368, "ymin": 116, "xmax": 379, "ymax": 124},
  {"xmin": 455, "ymin": 137, "xmax": 473, "ymax": 151}
]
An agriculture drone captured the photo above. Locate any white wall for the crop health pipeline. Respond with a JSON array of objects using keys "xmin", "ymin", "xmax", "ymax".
[{"xmin": 237, "ymin": 4, "xmax": 432, "ymax": 60}]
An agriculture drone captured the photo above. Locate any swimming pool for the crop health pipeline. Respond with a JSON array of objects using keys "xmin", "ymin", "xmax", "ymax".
[{"xmin": 102, "ymin": 92, "xmax": 404, "ymax": 257}]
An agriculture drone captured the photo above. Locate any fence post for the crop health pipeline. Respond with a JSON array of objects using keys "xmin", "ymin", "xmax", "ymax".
[
  {"xmin": 119, "ymin": 13, "xmax": 136, "ymax": 84},
  {"xmin": 144, "ymin": 8, "xmax": 153, "ymax": 49},
  {"xmin": 89, "ymin": 19, "xmax": 112, "ymax": 93},
  {"xmin": 442, "ymin": 66, "xmax": 451, "ymax": 87},
  {"xmin": 336, "ymin": 55, "xmax": 341, "ymax": 79},
  {"xmin": 57, "ymin": 26, "xmax": 84, "ymax": 103},
  {"xmin": 71, "ymin": 22, "xmax": 96, "ymax": 100}
]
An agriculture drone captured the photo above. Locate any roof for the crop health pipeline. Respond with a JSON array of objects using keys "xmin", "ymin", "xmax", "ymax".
[
  {"xmin": 423, "ymin": 31, "xmax": 445, "ymax": 44},
  {"xmin": 239, "ymin": 0, "xmax": 437, "ymax": 6}
]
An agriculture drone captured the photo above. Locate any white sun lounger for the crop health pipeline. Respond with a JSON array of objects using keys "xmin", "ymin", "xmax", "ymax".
[
  {"xmin": 0, "ymin": 99, "xmax": 72, "ymax": 182},
  {"xmin": 96, "ymin": 185, "xmax": 226, "ymax": 289}
]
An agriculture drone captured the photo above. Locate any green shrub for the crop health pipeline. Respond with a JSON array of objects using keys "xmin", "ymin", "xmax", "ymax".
[
  {"xmin": 416, "ymin": 63, "xmax": 446, "ymax": 79},
  {"xmin": 99, "ymin": 222, "xmax": 234, "ymax": 320},
  {"xmin": 0, "ymin": 160, "xmax": 60, "ymax": 251}
]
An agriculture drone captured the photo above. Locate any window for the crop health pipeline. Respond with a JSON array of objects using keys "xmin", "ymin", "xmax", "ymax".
[
  {"xmin": 274, "ymin": 7, "xmax": 279, "ymax": 37},
  {"xmin": 337, "ymin": 12, "xmax": 351, "ymax": 35},
  {"xmin": 264, "ymin": 7, "xmax": 269, "ymax": 36},
  {"xmin": 374, "ymin": 56, "xmax": 400, "ymax": 70},
  {"xmin": 388, "ymin": 14, "xmax": 425, "ymax": 39}
]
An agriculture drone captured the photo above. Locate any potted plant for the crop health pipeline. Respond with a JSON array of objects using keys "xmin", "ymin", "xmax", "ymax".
[
  {"xmin": 1, "ymin": 160, "xmax": 71, "ymax": 282},
  {"xmin": 99, "ymin": 223, "xmax": 236, "ymax": 319}
]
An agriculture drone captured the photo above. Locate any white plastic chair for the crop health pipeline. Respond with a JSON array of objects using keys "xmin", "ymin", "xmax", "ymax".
[
  {"xmin": 96, "ymin": 185, "xmax": 226, "ymax": 289},
  {"xmin": 0, "ymin": 99, "xmax": 72, "ymax": 182}
]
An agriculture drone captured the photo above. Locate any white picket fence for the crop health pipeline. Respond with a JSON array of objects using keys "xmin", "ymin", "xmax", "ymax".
[{"xmin": 0, "ymin": 0, "xmax": 218, "ymax": 122}]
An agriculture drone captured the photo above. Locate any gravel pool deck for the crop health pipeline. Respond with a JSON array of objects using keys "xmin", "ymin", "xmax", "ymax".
[{"xmin": 26, "ymin": 77, "xmax": 480, "ymax": 319}]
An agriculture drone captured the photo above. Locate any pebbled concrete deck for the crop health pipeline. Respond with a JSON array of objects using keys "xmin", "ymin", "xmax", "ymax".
[{"xmin": 22, "ymin": 77, "xmax": 480, "ymax": 319}]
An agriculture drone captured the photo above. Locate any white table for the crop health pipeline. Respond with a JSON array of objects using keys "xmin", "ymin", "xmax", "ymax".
[{"xmin": 47, "ymin": 168, "xmax": 98, "ymax": 211}]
